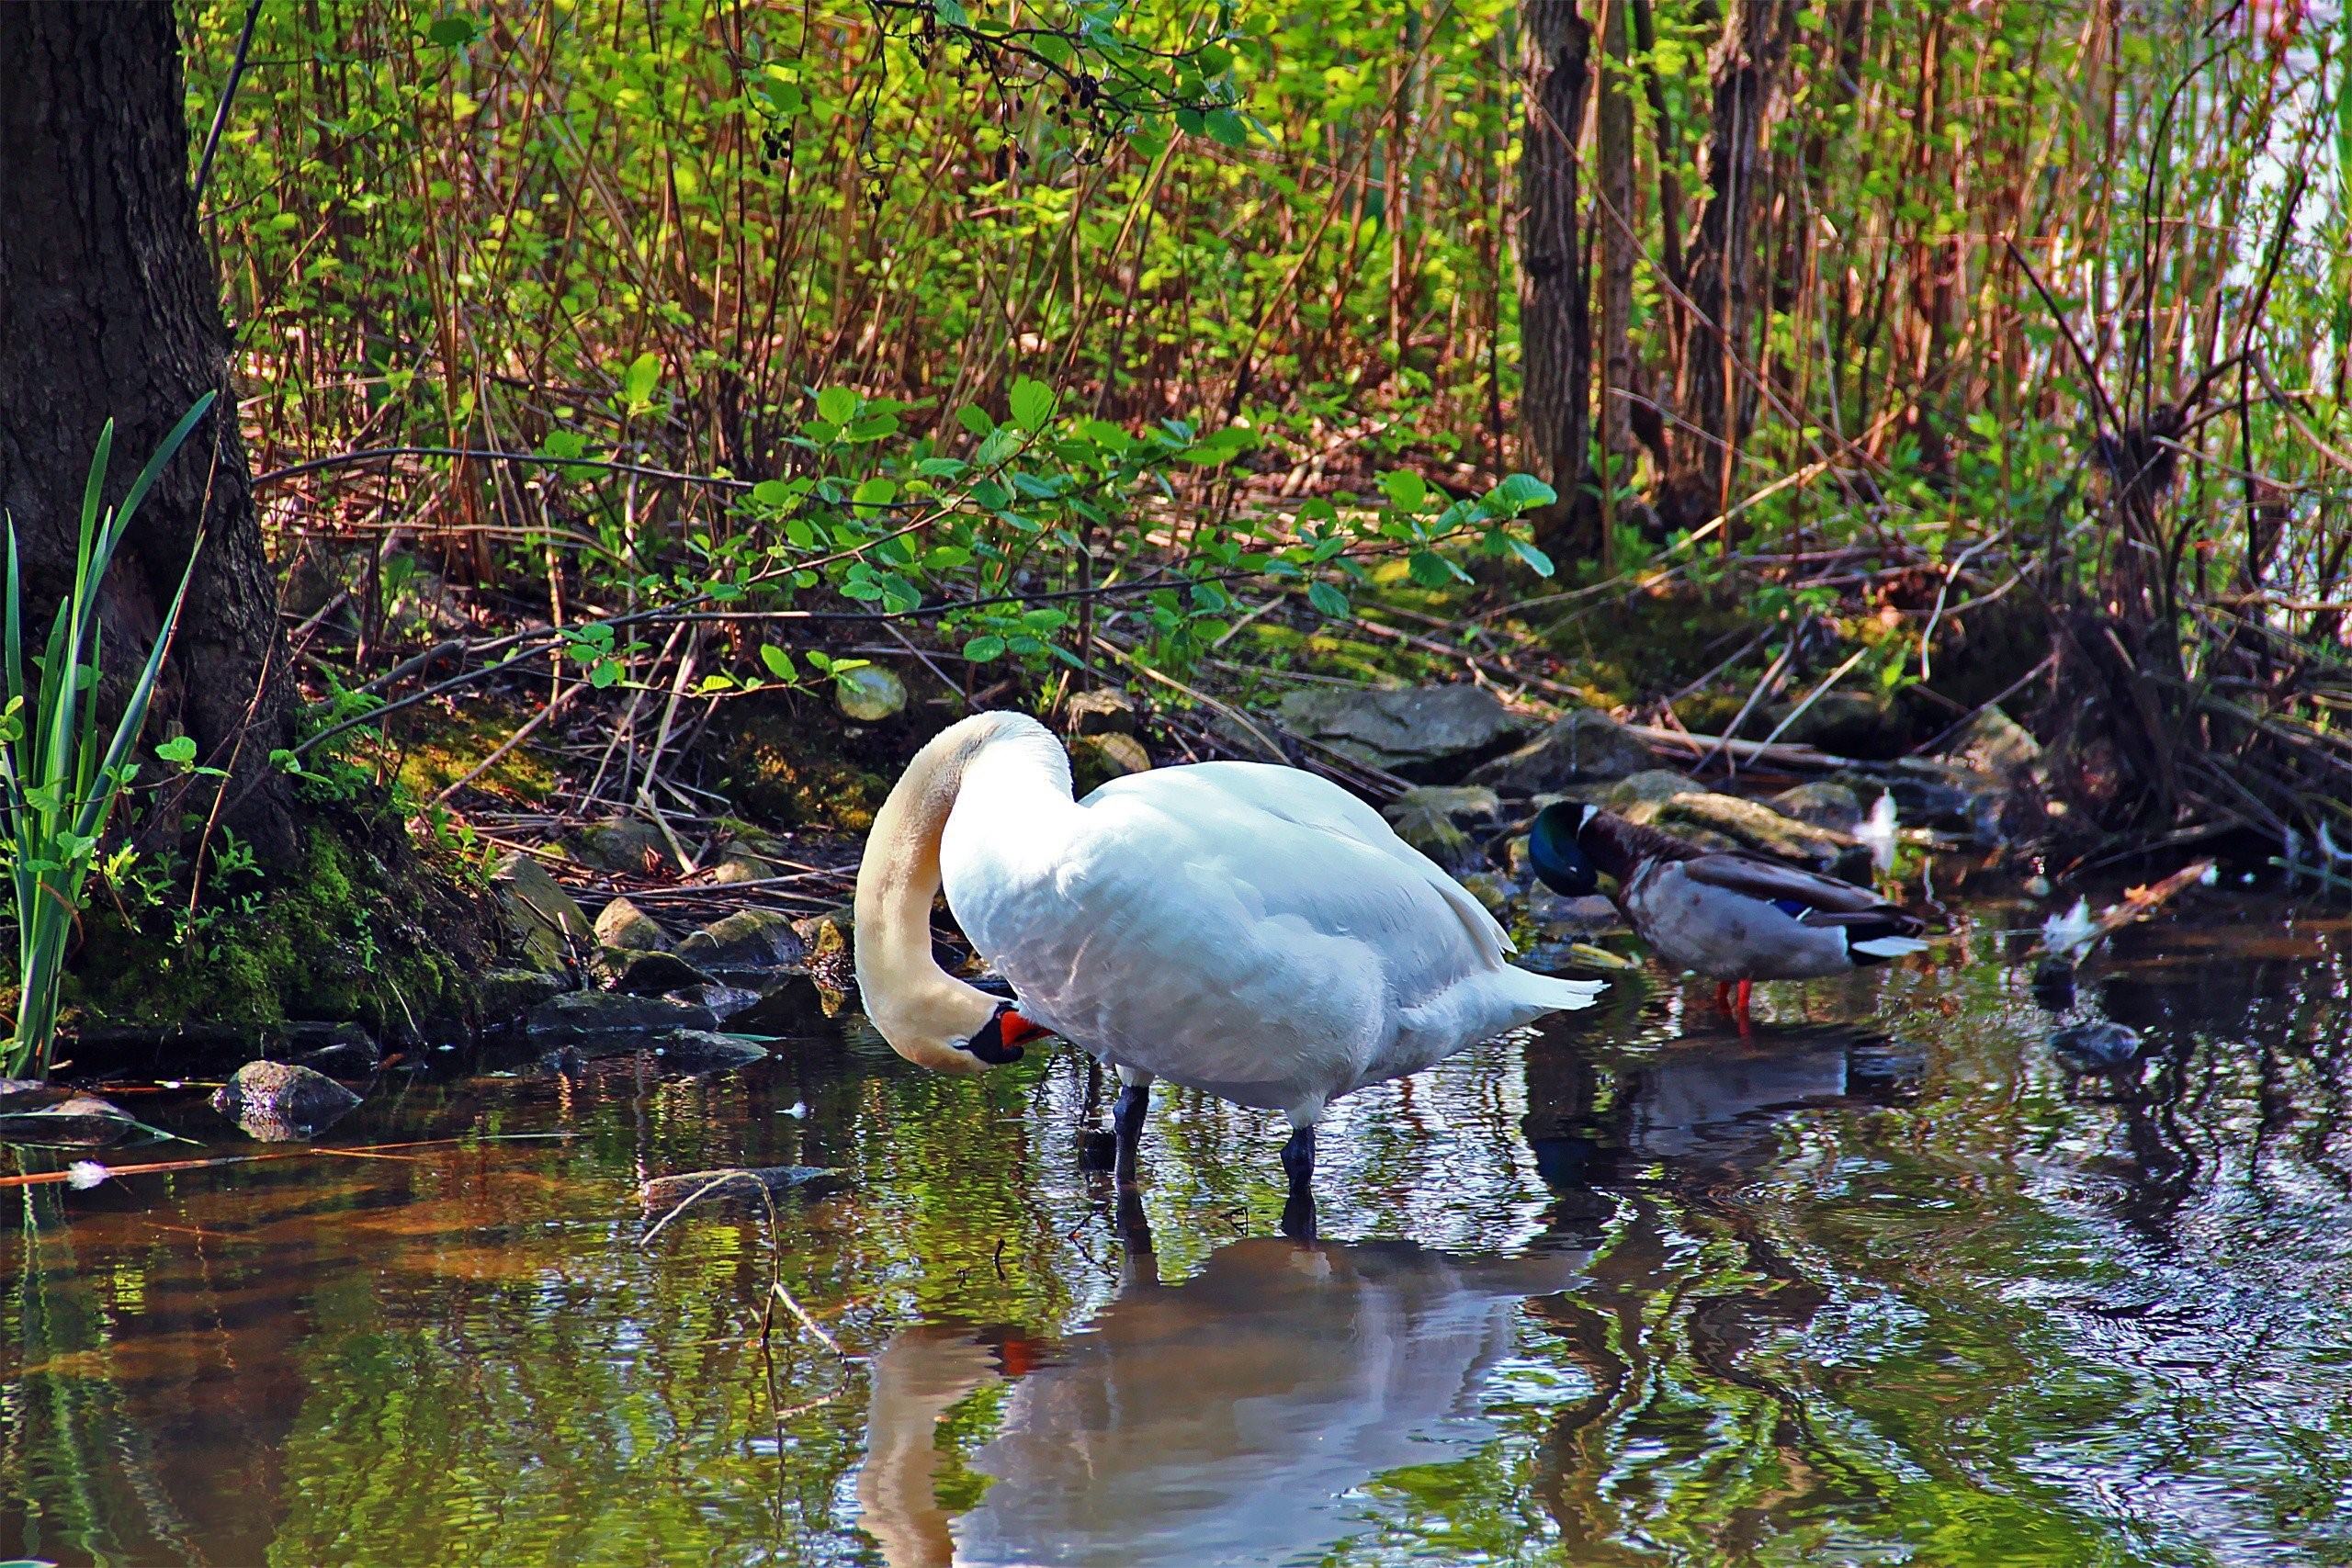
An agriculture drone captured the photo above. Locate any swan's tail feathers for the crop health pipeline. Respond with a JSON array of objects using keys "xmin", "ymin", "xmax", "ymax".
[{"xmin": 1504, "ymin": 966, "xmax": 1608, "ymax": 1013}]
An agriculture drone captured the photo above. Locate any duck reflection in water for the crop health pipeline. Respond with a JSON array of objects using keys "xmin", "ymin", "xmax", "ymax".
[{"xmin": 855, "ymin": 1194, "xmax": 1600, "ymax": 1568}]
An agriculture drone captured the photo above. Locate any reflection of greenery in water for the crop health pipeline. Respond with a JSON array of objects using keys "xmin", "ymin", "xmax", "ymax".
[{"xmin": 1, "ymin": 905, "xmax": 2348, "ymax": 1565}]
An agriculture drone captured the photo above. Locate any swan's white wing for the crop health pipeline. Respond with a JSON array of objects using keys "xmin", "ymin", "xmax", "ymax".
[
  {"xmin": 1084, "ymin": 761, "xmax": 1515, "ymax": 961},
  {"xmin": 950, "ymin": 765, "xmax": 1512, "ymax": 1110}
]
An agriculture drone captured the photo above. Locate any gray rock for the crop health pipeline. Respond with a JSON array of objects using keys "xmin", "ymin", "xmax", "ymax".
[
  {"xmin": 1274, "ymin": 685, "xmax": 1533, "ymax": 782},
  {"xmin": 1652, "ymin": 792, "xmax": 1873, "ymax": 881},
  {"xmin": 595, "ymin": 948, "xmax": 715, "ymax": 995},
  {"xmin": 1770, "ymin": 781, "xmax": 1866, "ymax": 834},
  {"xmin": 835, "ymin": 663, "xmax": 908, "ymax": 722},
  {"xmin": 1065, "ymin": 688, "xmax": 1142, "ymax": 736},
  {"xmin": 677, "ymin": 908, "xmax": 808, "ymax": 976},
  {"xmin": 1765, "ymin": 688, "xmax": 1896, "ymax": 757},
  {"xmin": 211, "ymin": 1061, "xmax": 362, "ymax": 1143},
  {"xmin": 650, "ymin": 1031, "xmax": 771, "ymax": 1076},
  {"xmin": 492, "ymin": 852, "xmax": 592, "ymax": 973},
  {"xmin": 641, "ymin": 1164, "xmax": 842, "ymax": 1213},
  {"xmin": 1382, "ymin": 785, "xmax": 1504, "ymax": 875},
  {"xmin": 479, "ymin": 966, "xmax": 565, "ymax": 1022},
  {"xmin": 0, "ymin": 1077, "xmax": 74, "ymax": 1112},
  {"xmin": 594, "ymin": 896, "xmax": 671, "ymax": 952},
  {"xmin": 1528, "ymin": 888, "xmax": 1623, "ymax": 935},
  {"xmin": 569, "ymin": 817, "xmax": 680, "ymax": 875},
  {"xmin": 672, "ymin": 981, "xmax": 763, "ymax": 1021},
  {"xmin": 1596, "ymin": 770, "xmax": 1703, "ymax": 814},
  {"xmin": 721, "ymin": 974, "xmax": 835, "ymax": 1037},
  {"xmin": 709, "ymin": 852, "xmax": 774, "ymax": 886},
  {"xmin": 525, "ymin": 991, "xmax": 719, "ymax": 1043},
  {"xmin": 1939, "ymin": 705, "xmax": 2041, "ymax": 776},
  {"xmin": 0, "ymin": 1092, "xmax": 140, "ymax": 1147},
  {"xmin": 284, "ymin": 1021, "xmax": 381, "ymax": 1073},
  {"xmin": 796, "ymin": 913, "xmax": 855, "ymax": 1005},
  {"xmin": 1069, "ymin": 731, "xmax": 1151, "ymax": 795},
  {"xmin": 1469, "ymin": 709, "xmax": 1654, "ymax": 794}
]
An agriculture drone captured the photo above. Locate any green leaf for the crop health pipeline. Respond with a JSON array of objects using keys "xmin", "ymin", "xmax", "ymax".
[
  {"xmin": 752, "ymin": 479, "xmax": 792, "ymax": 507},
  {"xmin": 1306, "ymin": 581, "xmax": 1351, "ymax": 619},
  {"xmin": 1408, "ymin": 548, "xmax": 1454, "ymax": 588},
  {"xmin": 619, "ymin": 351, "xmax": 662, "ymax": 409},
  {"xmin": 962, "ymin": 634, "xmax": 1007, "ymax": 662},
  {"xmin": 1379, "ymin": 468, "xmax": 1430, "ymax": 511},
  {"xmin": 1506, "ymin": 536, "xmax": 1556, "ymax": 578},
  {"xmin": 156, "ymin": 735, "xmax": 198, "ymax": 765},
  {"xmin": 1007, "ymin": 376, "xmax": 1056, "ymax": 433},
  {"xmin": 1486, "ymin": 473, "xmax": 1557, "ymax": 513},
  {"xmin": 426, "ymin": 15, "xmax": 479, "ymax": 46},
  {"xmin": 852, "ymin": 476, "xmax": 899, "ymax": 512},
  {"xmin": 759, "ymin": 645, "xmax": 797, "ymax": 680},
  {"xmin": 956, "ymin": 404, "xmax": 995, "ymax": 437},
  {"xmin": 816, "ymin": 386, "xmax": 859, "ymax": 423}
]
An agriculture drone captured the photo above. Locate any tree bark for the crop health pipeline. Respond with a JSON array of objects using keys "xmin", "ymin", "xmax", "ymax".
[
  {"xmin": 1515, "ymin": 0, "xmax": 1596, "ymax": 558},
  {"xmin": 0, "ymin": 0, "xmax": 299, "ymax": 862},
  {"xmin": 1656, "ymin": 0, "xmax": 1797, "ymax": 537}
]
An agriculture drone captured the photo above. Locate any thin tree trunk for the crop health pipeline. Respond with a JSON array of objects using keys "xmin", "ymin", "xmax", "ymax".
[
  {"xmin": 0, "ymin": 0, "xmax": 300, "ymax": 861},
  {"xmin": 1516, "ymin": 0, "xmax": 1596, "ymax": 558},
  {"xmin": 1657, "ymin": 0, "xmax": 1797, "ymax": 538},
  {"xmin": 1594, "ymin": 0, "xmax": 1639, "ymax": 553}
]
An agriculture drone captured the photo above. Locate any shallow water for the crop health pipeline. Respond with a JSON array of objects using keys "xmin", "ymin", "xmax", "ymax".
[{"xmin": 6, "ymin": 897, "xmax": 2352, "ymax": 1567}]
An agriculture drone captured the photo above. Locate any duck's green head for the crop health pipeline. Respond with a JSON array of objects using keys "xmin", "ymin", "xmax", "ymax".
[{"xmin": 1529, "ymin": 801, "xmax": 1600, "ymax": 896}]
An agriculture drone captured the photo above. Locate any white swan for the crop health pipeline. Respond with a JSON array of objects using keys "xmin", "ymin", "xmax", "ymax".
[{"xmin": 853, "ymin": 710, "xmax": 1604, "ymax": 1224}]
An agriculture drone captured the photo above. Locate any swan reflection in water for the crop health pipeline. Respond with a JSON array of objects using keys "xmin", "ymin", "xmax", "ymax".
[
  {"xmin": 856, "ymin": 1203, "xmax": 1599, "ymax": 1568},
  {"xmin": 857, "ymin": 1018, "xmax": 1923, "ymax": 1568}
]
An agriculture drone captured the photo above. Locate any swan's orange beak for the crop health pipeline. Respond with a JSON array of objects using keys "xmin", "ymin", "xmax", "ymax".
[{"xmin": 999, "ymin": 1008, "xmax": 1049, "ymax": 1048}]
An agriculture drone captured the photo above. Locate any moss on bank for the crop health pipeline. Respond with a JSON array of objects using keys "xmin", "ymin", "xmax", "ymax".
[{"xmin": 62, "ymin": 814, "xmax": 495, "ymax": 1041}]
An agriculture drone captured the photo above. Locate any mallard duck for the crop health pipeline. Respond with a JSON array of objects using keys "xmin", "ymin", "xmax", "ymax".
[{"xmin": 1529, "ymin": 802, "xmax": 1926, "ymax": 1017}]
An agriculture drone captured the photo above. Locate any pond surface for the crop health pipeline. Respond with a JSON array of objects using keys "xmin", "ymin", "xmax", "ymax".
[{"xmin": 6, "ymin": 896, "xmax": 2352, "ymax": 1566}]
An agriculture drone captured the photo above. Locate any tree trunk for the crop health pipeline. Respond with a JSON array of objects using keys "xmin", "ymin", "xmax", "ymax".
[
  {"xmin": 0, "ymin": 0, "xmax": 300, "ymax": 863},
  {"xmin": 1593, "ymin": 0, "xmax": 1639, "ymax": 555},
  {"xmin": 1656, "ymin": 0, "xmax": 1797, "ymax": 537},
  {"xmin": 1515, "ymin": 0, "xmax": 1597, "ymax": 559}
]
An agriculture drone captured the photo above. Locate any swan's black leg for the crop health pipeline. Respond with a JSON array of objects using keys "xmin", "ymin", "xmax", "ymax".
[
  {"xmin": 1279, "ymin": 1125, "xmax": 1317, "ymax": 1241},
  {"xmin": 1111, "ymin": 1080, "xmax": 1150, "ymax": 1185}
]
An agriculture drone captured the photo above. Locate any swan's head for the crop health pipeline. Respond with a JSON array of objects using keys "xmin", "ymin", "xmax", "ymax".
[
  {"xmin": 1528, "ymin": 801, "xmax": 1602, "ymax": 896},
  {"xmin": 862, "ymin": 973, "xmax": 1051, "ymax": 1077}
]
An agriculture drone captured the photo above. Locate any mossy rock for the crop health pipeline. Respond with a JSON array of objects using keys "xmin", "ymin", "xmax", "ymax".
[
  {"xmin": 594, "ymin": 896, "xmax": 670, "ymax": 953},
  {"xmin": 1653, "ymin": 792, "xmax": 1872, "ymax": 880},
  {"xmin": 677, "ymin": 908, "xmax": 807, "ymax": 976},
  {"xmin": 570, "ymin": 817, "xmax": 680, "ymax": 875},
  {"xmin": 495, "ymin": 852, "xmax": 592, "ymax": 974},
  {"xmin": 1469, "ymin": 710, "xmax": 1654, "ymax": 795},
  {"xmin": 1381, "ymin": 785, "xmax": 1501, "ymax": 875},
  {"xmin": 1770, "ymin": 781, "xmax": 1866, "ymax": 833},
  {"xmin": 66, "ymin": 819, "xmax": 492, "ymax": 1045},
  {"xmin": 1069, "ymin": 732, "xmax": 1151, "ymax": 795}
]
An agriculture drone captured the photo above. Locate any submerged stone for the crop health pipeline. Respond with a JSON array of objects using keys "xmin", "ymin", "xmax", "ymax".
[
  {"xmin": 650, "ymin": 1031, "xmax": 770, "ymax": 1075},
  {"xmin": 211, "ymin": 1061, "xmax": 362, "ymax": 1143},
  {"xmin": 641, "ymin": 1164, "xmax": 842, "ymax": 1213},
  {"xmin": 524, "ymin": 991, "xmax": 720, "ymax": 1043},
  {"xmin": 0, "ymin": 1092, "xmax": 140, "ymax": 1148},
  {"xmin": 2051, "ymin": 1021, "xmax": 2143, "ymax": 1071}
]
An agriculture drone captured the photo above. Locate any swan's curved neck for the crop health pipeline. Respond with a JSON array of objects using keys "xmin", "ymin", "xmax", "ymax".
[{"xmin": 854, "ymin": 713, "xmax": 1071, "ymax": 1071}]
